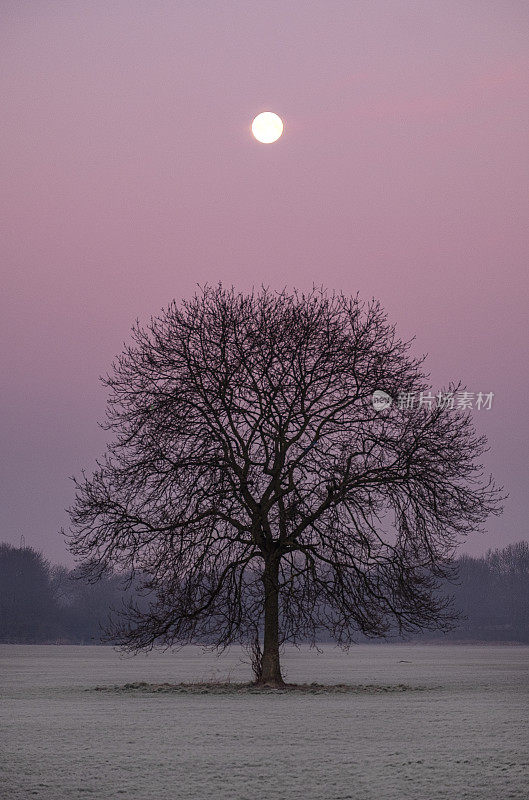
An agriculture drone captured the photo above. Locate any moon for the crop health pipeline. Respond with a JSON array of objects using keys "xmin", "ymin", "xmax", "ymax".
[{"xmin": 251, "ymin": 111, "xmax": 283, "ymax": 143}]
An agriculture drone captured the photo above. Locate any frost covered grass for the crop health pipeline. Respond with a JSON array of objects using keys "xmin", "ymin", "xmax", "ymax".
[
  {"xmin": 1, "ymin": 644, "xmax": 528, "ymax": 800},
  {"xmin": 93, "ymin": 680, "xmax": 428, "ymax": 694}
]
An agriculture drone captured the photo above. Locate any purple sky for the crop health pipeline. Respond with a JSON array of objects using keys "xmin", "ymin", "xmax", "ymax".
[{"xmin": 1, "ymin": 1, "xmax": 528, "ymax": 564}]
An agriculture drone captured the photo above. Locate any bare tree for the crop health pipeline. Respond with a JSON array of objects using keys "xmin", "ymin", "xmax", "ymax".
[
  {"xmin": 0, "ymin": 544, "xmax": 57, "ymax": 642},
  {"xmin": 66, "ymin": 286, "xmax": 503, "ymax": 686}
]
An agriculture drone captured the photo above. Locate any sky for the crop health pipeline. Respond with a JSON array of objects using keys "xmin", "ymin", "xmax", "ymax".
[{"xmin": 1, "ymin": 0, "xmax": 528, "ymax": 565}]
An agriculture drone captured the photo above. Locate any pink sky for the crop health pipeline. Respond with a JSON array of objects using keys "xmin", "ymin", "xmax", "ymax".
[{"xmin": 1, "ymin": 0, "xmax": 528, "ymax": 564}]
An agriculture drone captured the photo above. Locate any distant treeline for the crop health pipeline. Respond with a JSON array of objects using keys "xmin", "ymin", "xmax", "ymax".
[
  {"xmin": 433, "ymin": 541, "xmax": 529, "ymax": 643},
  {"xmin": 0, "ymin": 541, "xmax": 528, "ymax": 644},
  {"xmin": 0, "ymin": 544, "xmax": 131, "ymax": 644}
]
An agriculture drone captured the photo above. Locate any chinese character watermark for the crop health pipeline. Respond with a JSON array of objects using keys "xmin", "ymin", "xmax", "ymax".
[{"xmin": 372, "ymin": 390, "xmax": 494, "ymax": 412}]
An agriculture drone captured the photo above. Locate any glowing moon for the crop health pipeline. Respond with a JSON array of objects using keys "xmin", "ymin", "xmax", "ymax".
[{"xmin": 251, "ymin": 111, "xmax": 283, "ymax": 143}]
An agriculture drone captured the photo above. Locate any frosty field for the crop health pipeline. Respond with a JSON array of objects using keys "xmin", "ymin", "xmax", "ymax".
[{"xmin": 1, "ymin": 644, "xmax": 528, "ymax": 800}]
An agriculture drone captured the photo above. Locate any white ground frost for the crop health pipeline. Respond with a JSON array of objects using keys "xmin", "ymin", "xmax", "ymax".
[{"xmin": 1, "ymin": 643, "xmax": 528, "ymax": 799}]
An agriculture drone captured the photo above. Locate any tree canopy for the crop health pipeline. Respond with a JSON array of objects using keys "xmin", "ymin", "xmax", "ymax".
[{"xmin": 66, "ymin": 286, "xmax": 503, "ymax": 685}]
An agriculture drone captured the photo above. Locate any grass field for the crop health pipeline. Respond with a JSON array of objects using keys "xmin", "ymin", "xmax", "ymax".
[{"xmin": 1, "ymin": 643, "xmax": 528, "ymax": 799}]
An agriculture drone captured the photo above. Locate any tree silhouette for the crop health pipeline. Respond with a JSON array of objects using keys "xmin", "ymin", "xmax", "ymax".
[
  {"xmin": 0, "ymin": 543, "xmax": 56, "ymax": 642},
  {"xmin": 66, "ymin": 286, "xmax": 503, "ymax": 685}
]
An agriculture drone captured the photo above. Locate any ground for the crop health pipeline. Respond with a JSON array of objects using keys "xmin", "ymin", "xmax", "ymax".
[{"xmin": 1, "ymin": 643, "xmax": 527, "ymax": 799}]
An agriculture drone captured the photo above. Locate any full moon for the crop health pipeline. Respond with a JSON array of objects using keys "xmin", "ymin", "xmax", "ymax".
[{"xmin": 251, "ymin": 111, "xmax": 283, "ymax": 143}]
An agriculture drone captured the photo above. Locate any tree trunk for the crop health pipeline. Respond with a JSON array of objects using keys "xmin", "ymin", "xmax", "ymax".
[{"xmin": 258, "ymin": 555, "xmax": 284, "ymax": 687}]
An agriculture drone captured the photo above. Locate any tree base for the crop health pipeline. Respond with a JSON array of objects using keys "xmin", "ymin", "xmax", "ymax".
[{"xmin": 253, "ymin": 678, "xmax": 286, "ymax": 689}]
